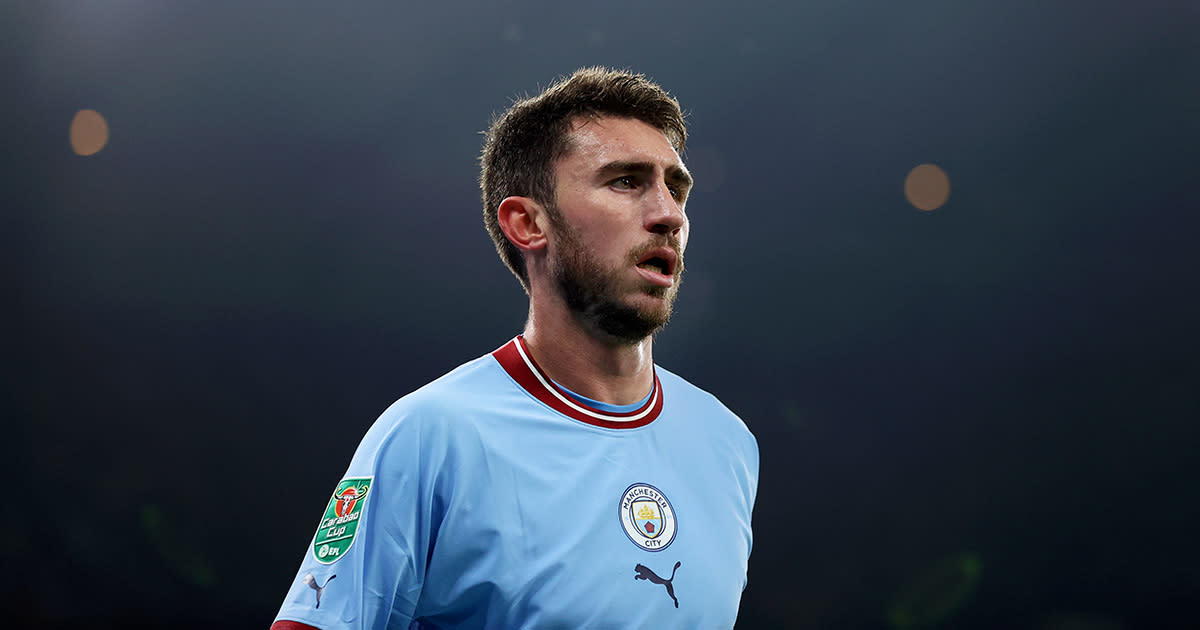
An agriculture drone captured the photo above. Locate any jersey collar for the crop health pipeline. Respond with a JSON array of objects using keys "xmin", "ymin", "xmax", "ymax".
[{"xmin": 491, "ymin": 336, "xmax": 663, "ymax": 429}]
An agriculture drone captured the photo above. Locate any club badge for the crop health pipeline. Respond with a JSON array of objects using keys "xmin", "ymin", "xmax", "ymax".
[
  {"xmin": 619, "ymin": 483, "xmax": 677, "ymax": 551},
  {"xmin": 312, "ymin": 476, "xmax": 372, "ymax": 564}
]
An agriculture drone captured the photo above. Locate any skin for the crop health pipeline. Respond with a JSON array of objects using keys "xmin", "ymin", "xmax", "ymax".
[{"xmin": 497, "ymin": 116, "xmax": 693, "ymax": 405}]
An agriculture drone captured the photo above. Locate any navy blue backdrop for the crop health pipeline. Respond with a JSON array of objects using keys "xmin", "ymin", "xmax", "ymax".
[{"xmin": 6, "ymin": 2, "xmax": 1198, "ymax": 628}]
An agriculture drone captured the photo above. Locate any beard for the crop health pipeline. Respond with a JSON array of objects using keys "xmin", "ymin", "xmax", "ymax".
[{"xmin": 548, "ymin": 213, "xmax": 684, "ymax": 345}]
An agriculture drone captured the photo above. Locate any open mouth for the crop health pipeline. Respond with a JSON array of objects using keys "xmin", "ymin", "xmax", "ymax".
[
  {"xmin": 636, "ymin": 257, "xmax": 671, "ymax": 276},
  {"xmin": 635, "ymin": 246, "xmax": 678, "ymax": 278}
]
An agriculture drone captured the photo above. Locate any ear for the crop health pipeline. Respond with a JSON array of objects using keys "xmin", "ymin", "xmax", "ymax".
[{"xmin": 497, "ymin": 196, "xmax": 548, "ymax": 252}]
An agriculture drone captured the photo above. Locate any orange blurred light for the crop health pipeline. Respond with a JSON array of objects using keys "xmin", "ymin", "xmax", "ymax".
[
  {"xmin": 70, "ymin": 109, "xmax": 109, "ymax": 156},
  {"xmin": 904, "ymin": 163, "xmax": 950, "ymax": 211}
]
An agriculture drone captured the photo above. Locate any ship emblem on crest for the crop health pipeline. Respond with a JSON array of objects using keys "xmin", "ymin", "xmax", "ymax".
[
  {"xmin": 619, "ymin": 483, "xmax": 677, "ymax": 551},
  {"xmin": 633, "ymin": 499, "xmax": 663, "ymax": 538}
]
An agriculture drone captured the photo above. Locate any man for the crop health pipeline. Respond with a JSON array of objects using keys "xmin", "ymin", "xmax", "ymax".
[{"xmin": 272, "ymin": 67, "xmax": 758, "ymax": 629}]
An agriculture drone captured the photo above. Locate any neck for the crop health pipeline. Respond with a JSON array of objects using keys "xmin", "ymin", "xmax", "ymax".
[{"xmin": 521, "ymin": 297, "xmax": 656, "ymax": 406}]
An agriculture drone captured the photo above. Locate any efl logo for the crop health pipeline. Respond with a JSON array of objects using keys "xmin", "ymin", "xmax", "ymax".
[{"xmin": 312, "ymin": 477, "xmax": 372, "ymax": 564}]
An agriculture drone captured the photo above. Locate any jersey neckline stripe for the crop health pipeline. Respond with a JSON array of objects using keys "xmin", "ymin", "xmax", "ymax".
[{"xmin": 491, "ymin": 336, "xmax": 663, "ymax": 429}]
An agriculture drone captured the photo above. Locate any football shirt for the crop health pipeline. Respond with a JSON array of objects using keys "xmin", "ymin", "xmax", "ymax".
[{"xmin": 275, "ymin": 337, "xmax": 758, "ymax": 629}]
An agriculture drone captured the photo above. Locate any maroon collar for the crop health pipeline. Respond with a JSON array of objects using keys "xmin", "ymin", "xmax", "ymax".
[{"xmin": 491, "ymin": 336, "xmax": 663, "ymax": 429}]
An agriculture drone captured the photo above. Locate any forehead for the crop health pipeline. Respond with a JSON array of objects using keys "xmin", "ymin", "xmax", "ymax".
[{"xmin": 559, "ymin": 116, "xmax": 684, "ymax": 171}]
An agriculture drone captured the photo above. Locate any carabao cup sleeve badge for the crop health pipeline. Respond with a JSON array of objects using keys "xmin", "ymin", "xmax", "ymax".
[
  {"xmin": 312, "ymin": 476, "xmax": 373, "ymax": 564},
  {"xmin": 619, "ymin": 483, "xmax": 677, "ymax": 551}
]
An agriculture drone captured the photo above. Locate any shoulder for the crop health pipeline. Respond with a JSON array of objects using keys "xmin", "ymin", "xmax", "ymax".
[
  {"xmin": 385, "ymin": 350, "xmax": 508, "ymax": 417},
  {"xmin": 655, "ymin": 365, "xmax": 757, "ymax": 449},
  {"xmin": 656, "ymin": 365, "xmax": 759, "ymax": 503},
  {"xmin": 388, "ymin": 352, "xmax": 508, "ymax": 417},
  {"xmin": 655, "ymin": 366, "xmax": 751, "ymax": 429},
  {"xmin": 348, "ymin": 352, "xmax": 510, "ymax": 468}
]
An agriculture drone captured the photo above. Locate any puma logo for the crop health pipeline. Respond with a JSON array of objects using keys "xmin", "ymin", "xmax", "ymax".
[
  {"xmin": 303, "ymin": 573, "xmax": 337, "ymax": 608},
  {"xmin": 634, "ymin": 561, "xmax": 681, "ymax": 608}
]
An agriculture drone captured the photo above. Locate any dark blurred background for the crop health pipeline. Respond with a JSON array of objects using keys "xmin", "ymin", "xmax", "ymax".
[{"xmin": 5, "ymin": 1, "xmax": 1199, "ymax": 628}]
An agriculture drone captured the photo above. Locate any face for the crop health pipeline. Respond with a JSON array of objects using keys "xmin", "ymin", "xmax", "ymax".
[{"xmin": 546, "ymin": 116, "xmax": 693, "ymax": 344}]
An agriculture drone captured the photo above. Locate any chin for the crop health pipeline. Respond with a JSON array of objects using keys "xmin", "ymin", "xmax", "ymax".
[{"xmin": 585, "ymin": 299, "xmax": 672, "ymax": 345}]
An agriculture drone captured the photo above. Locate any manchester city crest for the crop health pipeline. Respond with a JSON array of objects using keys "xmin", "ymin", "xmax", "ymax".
[{"xmin": 619, "ymin": 483, "xmax": 677, "ymax": 551}]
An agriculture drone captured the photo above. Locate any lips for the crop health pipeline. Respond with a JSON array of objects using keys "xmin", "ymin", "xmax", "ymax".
[
  {"xmin": 637, "ymin": 246, "xmax": 677, "ymax": 274},
  {"xmin": 634, "ymin": 245, "xmax": 680, "ymax": 287}
]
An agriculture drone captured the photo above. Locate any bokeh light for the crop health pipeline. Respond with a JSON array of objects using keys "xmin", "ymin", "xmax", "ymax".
[
  {"xmin": 70, "ymin": 109, "xmax": 110, "ymax": 156},
  {"xmin": 904, "ymin": 163, "xmax": 950, "ymax": 211}
]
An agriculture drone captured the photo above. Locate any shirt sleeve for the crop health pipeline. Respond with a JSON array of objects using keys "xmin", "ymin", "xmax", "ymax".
[{"xmin": 273, "ymin": 401, "xmax": 448, "ymax": 630}]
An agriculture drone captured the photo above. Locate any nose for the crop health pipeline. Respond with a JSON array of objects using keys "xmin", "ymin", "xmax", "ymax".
[{"xmin": 644, "ymin": 181, "xmax": 687, "ymax": 237}]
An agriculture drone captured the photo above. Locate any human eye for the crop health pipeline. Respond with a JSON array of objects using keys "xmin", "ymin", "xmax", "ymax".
[
  {"xmin": 669, "ymin": 182, "xmax": 691, "ymax": 203},
  {"xmin": 611, "ymin": 175, "xmax": 638, "ymax": 190}
]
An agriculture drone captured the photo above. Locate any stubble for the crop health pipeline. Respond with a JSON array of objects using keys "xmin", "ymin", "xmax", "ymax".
[{"xmin": 549, "ymin": 212, "xmax": 684, "ymax": 345}]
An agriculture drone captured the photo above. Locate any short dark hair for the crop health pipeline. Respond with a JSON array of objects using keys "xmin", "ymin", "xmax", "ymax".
[{"xmin": 480, "ymin": 67, "xmax": 687, "ymax": 291}]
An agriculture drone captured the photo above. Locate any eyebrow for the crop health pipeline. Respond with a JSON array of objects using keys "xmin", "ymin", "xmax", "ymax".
[{"xmin": 597, "ymin": 160, "xmax": 694, "ymax": 191}]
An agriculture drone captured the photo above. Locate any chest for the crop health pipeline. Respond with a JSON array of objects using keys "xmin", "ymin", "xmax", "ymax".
[{"xmin": 416, "ymin": 419, "xmax": 752, "ymax": 628}]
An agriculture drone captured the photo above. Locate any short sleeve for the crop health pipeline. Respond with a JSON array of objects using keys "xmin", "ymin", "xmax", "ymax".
[{"xmin": 273, "ymin": 402, "xmax": 447, "ymax": 630}]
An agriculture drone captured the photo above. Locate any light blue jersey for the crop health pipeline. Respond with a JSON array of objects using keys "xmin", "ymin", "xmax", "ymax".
[{"xmin": 274, "ymin": 336, "xmax": 758, "ymax": 629}]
